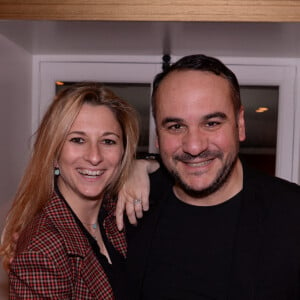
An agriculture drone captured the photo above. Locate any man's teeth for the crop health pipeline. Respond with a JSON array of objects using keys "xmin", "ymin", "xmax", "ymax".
[
  {"xmin": 78, "ymin": 169, "xmax": 102, "ymax": 176},
  {"xmin": 187, "ymin": 160, "xmax": 211, "ymax": 167}
]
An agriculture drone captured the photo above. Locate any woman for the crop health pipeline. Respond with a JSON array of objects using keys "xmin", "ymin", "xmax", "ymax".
[{"xmin": 0, "ymin": 82, "xmax": 139, "ymax": 299}]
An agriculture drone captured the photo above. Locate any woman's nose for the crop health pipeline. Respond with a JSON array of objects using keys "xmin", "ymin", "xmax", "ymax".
[{"xmin": 84, "ymin": 143, "xmax": 103, "ymax": 165}]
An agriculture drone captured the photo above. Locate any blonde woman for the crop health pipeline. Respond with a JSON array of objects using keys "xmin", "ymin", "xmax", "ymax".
[{"xmin": 1, "ymin": 82, "xmax": 139, "ymax": 299}]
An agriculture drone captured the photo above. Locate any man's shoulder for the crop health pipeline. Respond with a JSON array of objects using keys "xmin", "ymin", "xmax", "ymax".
[
  {"xmin": 245, "ymin": 165, "xmax": 299, "ymax": 190},
  {"xmin": 243, "ymin": 164, "xmax": 300, "ymax": 207}
]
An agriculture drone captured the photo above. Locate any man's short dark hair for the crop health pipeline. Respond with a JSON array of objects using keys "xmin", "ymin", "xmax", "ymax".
[{"xmin": 152, "ymin": 54, "xmax": 241, "ymax": 120}]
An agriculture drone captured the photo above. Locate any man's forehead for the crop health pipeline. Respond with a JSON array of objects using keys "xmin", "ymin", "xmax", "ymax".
[{"xmin": 157, "ymin": 69, "xmax": 230, "ymax": 92}]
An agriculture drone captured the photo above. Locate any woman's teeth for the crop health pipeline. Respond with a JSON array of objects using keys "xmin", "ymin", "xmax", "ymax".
[{"xmin": 78, "ymin": 169, "xmax": 103, "ymax": 176}]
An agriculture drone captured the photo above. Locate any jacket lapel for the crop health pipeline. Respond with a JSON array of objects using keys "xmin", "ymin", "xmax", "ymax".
[
  {"xmin": 103, "ymin": 210, "xmax": 127, "ymax": 258},
  {"xmin": 81, "ymin": 248, "xmax": 114, "ymax": 299},
  {"xmin": 46, "ymin": 193, "xmax": 114, "ymax": 299},
  {"xmin": 227, "ymin": 166, "xmax": 267, "ymax": 299},
  {"xmin": 126, "ymin": 172, "xmax": 172, "ymax": 299},
  {"xmin": 45, "ymin": 193, "xmax": 88, "ymax": 257}
]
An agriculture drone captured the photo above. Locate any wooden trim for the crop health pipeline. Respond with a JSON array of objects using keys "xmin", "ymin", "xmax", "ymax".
[{"xmin": 0, "ymin": 0, "xmax": 300, "ymax": 22}]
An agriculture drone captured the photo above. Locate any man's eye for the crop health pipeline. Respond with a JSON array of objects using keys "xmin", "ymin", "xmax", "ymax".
[
  {"xmin": 70, "ymin": 137, "xmax": 84, "ymax": 144},
  {"xmin": 168, "ymin": 124, "xmax": 183, "ymax": 131},
  {"xmin": 206, "ymin": 121, "xmax": 220, "ymax": 128}
]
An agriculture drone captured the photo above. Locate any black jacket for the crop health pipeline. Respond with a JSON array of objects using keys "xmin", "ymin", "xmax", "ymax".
[{"xmin": 126, "ymin": 163, "xmax": 300, "ymax": 300}]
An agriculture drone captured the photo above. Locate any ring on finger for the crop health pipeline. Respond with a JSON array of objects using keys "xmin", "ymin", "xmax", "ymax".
[{"xmin": 134, "ymin": 199, "xmax": 142, "ymax": 205}]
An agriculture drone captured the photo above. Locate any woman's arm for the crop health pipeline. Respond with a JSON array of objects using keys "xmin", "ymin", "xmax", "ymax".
[{"xmin": 116, "ymin": 159, "xmax": 160, "ymax": 231}]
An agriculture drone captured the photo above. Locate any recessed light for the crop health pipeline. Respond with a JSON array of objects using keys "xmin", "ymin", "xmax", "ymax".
[{"xmin": 256, "ymin": 106, "xmax": 269, "ymax": 113}]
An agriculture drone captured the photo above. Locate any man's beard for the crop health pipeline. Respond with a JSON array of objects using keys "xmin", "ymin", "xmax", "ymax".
[{"xmin": 171, "ymin": 151, "xmax": 239, "ymax": 199}]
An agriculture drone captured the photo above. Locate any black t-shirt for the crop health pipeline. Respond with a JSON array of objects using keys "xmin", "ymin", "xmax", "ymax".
[{"xmin": 142, "ymin": 189, "xmax": 242, "ymax": 300}]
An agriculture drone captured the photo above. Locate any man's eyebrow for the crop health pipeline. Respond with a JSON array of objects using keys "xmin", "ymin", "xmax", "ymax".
[
  {"xmin": 161, "ymin": 117, "xmax": 184, "ymax": 126},
  {"xmin": 204, "ymin": 112, "xmax": 227, "ymax": 120},
  {"xmin": 161, "ymin": 113, "xmax": 227, "ymax": 125}
]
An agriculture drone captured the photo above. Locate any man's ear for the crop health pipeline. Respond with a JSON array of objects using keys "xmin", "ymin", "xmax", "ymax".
[
  {"xmin": 155, "ymin": 135, "xmax": 159, "ymax": 150},
  {"xmin": 238, "ymin": 106, "xmax": 246, "ymax": 142}
]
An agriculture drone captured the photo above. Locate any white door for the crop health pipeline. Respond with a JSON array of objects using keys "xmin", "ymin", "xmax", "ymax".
[{"xmin": 35, "ymin": 57, "xmax": 298, "ymax": 183}]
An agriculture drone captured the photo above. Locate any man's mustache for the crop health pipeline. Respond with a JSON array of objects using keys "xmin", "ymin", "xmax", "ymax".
[{"xmin": 174, "ymin": 150, "xmax": 223, "ymax": 162}]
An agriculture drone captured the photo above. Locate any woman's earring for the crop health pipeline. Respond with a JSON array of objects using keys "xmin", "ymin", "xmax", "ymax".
[{"xmin": 54, "ymin": 168, "xmax": 60, "ymax": 176}]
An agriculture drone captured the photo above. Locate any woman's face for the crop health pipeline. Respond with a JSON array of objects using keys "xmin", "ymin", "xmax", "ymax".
[{"xmin": 57, "ymin": 103, "xmax": 124, "ymax": 203}]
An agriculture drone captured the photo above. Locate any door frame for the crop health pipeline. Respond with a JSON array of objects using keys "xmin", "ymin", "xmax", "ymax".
[{"xmin": 32, "ymin": 55, "xmax": 298, "ymax": 183}]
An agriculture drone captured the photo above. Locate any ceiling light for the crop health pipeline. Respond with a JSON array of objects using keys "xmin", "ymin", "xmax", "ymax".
[{"xmin": 256, "ymin": 106, "xmax": 269, "ymax": 113}]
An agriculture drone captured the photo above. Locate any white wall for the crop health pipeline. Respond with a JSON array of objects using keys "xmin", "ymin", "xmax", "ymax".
[
  {"xmin": 0, "ymin": 34, "xmax": 32, "ymax": 299},
  {"xmin": 295, "ymin": 60, "xmax": 300, "ymax": 183}
]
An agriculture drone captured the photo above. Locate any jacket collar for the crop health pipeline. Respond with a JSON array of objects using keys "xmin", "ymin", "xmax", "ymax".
[
  {"xmin": 103, "ymin": 206, "xmax": 127, "ymax": 258},
  {"xmin": 226, "ymin": 164, "xmax": 268, "ymax": 298},
  {"xmin": 45, "ymin": 192, "xmax": 89, "ymax": 257},
  {"xmin": 45, "ymin": 192, "xmax": 115, "ymax": 299}
]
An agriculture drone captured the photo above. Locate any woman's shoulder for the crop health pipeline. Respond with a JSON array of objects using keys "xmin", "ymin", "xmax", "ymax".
[
  {"xmin": 17, "ymin": 195, "xmax": 89, "ymax": 259},
  {"xmin": 16, "ymin": 205, "xmax": 65, "ymax": 256}
]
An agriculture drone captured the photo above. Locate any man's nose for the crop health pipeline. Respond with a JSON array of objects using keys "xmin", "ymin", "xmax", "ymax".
[{"xmin": 182, "ymin": 128, "xmax": 208, "ymax": 156}]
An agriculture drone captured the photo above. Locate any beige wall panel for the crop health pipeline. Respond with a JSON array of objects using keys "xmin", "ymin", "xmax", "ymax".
[{"xmin": 0, "ymin": 0, "xmax": 300, "ymax": 21}]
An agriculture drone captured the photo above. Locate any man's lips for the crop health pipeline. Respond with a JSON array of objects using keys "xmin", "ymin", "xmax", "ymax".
[{"xmin": 183, "ymin": 159, "xmax": 213, "ymax": 167}]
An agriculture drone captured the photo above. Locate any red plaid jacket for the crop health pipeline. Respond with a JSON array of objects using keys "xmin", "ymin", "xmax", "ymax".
[{"xmin": 9, "ymin": 191, "xmax": 127, "ymax": 299}]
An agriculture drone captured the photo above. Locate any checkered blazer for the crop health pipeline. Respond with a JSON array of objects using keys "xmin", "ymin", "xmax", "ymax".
[{"xmin": 9, "ymin": 191, "xmax": 127, "ymax": 299}]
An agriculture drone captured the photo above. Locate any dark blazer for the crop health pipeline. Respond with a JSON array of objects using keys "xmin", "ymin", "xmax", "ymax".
[
  {"xmin": 9, "ymin": 192, "xmax": 127, "ymax": 300},
  {"xmin": 126, "ymin": 163, "xmax": 300, "ymax": 300}
]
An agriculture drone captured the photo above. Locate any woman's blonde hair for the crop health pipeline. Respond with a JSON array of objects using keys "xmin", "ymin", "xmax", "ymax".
[{"xmin": 0, "ymin": 82, "xmax": 139, "ymax": 270}]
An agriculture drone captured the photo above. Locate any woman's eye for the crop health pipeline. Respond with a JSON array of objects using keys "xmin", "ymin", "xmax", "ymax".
[
  {"xmin": 103, "ymin": 139, "xmax": 116, "ymax": 145},
  {"xmin": 70, "ymin": 137, "xmax": 84, "ymax": 144}
]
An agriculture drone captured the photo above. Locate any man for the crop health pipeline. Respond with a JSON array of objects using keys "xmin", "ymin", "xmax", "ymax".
[{"xmin": 124, "ymin": 54, "xmax": 300, "ymax": 299}]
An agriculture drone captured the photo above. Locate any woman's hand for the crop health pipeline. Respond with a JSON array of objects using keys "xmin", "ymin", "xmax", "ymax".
[{"xmin": 116, "ymin": 159, "xmax": 159, "ymax": 231}]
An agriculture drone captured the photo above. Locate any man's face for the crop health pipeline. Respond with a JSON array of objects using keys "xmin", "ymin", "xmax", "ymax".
[{"xmin": 155, "ymin": 70, "xmax": 246, "ymax": 205}]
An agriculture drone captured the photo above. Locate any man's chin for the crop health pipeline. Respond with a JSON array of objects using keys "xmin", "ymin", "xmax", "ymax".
[
  {"xmin": 172, "ymin": 172, "xmax": 215, "ymax": 198},
  {"xmin": 177, "ymin": 182, "xmax": 216, "ymax": 199}
]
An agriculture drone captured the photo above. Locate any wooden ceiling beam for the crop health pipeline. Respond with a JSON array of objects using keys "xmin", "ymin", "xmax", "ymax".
[{"xmin": 0, "ymin": 0, "xmax": 300, "ymax": 22}]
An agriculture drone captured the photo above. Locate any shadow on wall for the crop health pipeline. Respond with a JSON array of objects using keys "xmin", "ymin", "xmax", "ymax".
[
  {"xmin": 0, "ymin": 269, "xmax": 8, "ymax": 300},
  {"xmin": 0, "ymin": 201, "xmax": 10, "ymax": 300}
]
